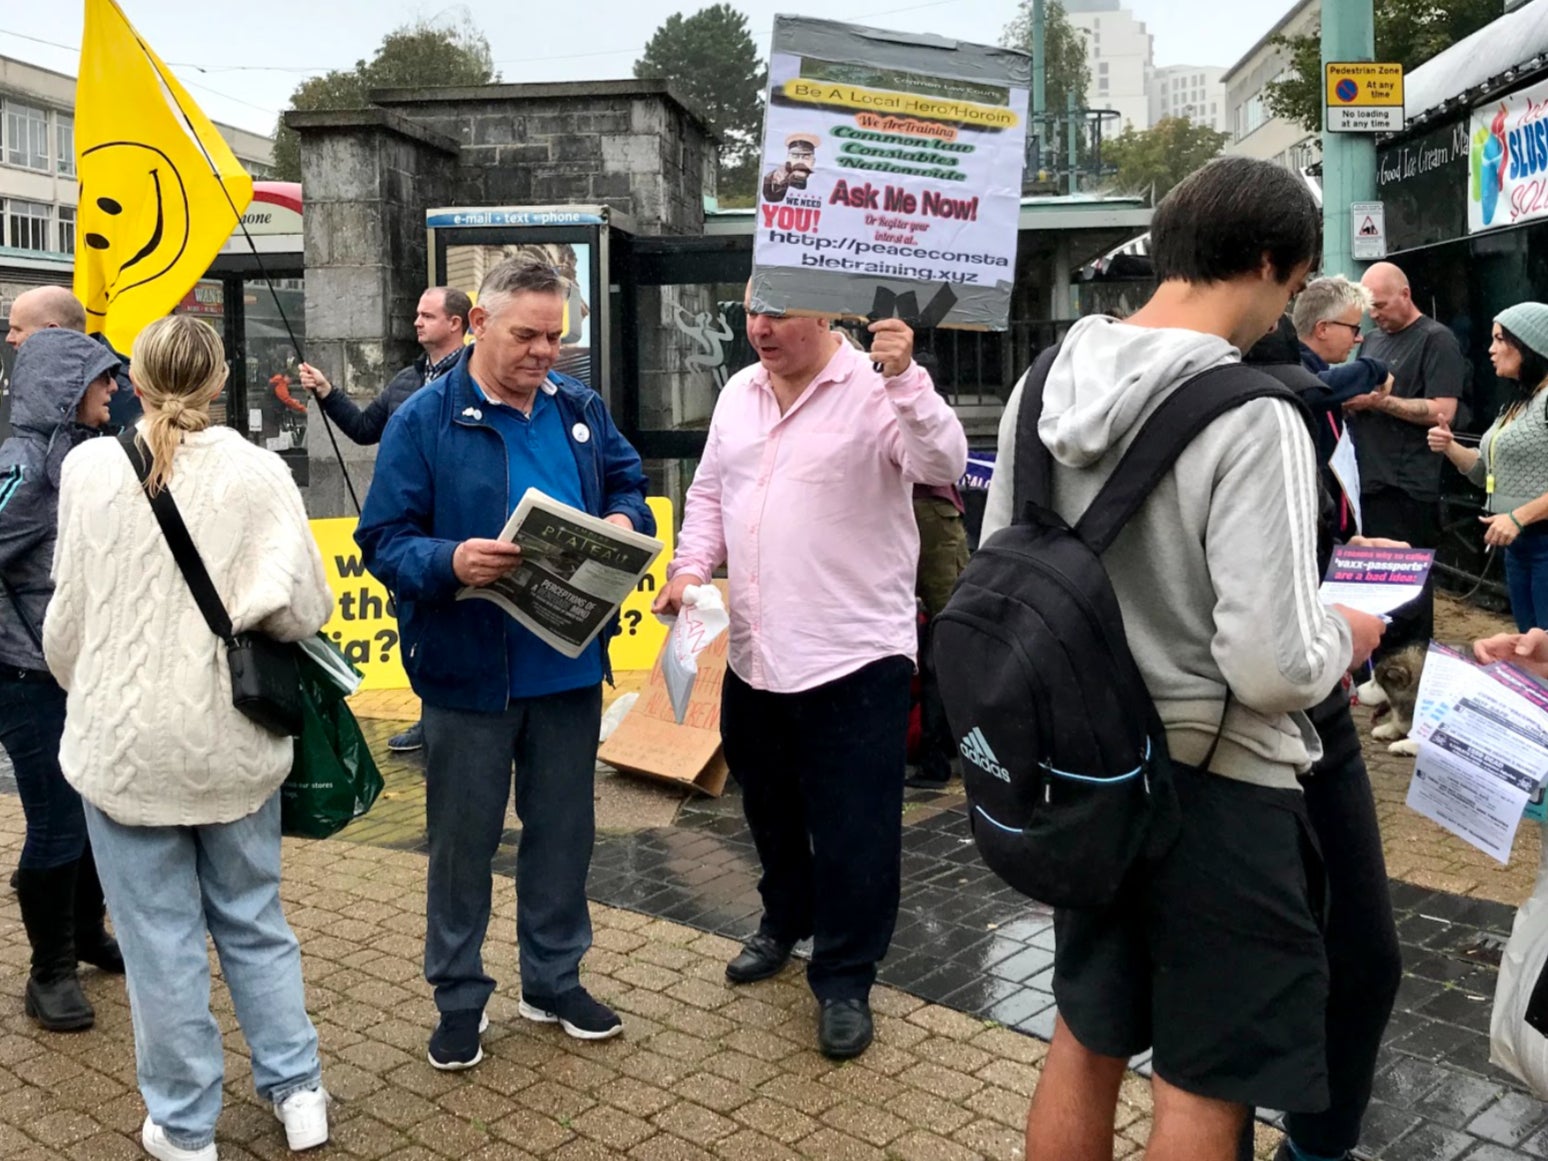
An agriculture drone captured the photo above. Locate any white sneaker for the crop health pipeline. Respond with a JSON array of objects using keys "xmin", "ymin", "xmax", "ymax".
[
  {"xmin": 273, "ymin": 1087, "xmax": 330, "ymax": 1151},
  {"xmin": 142, "ymin": 1116, "xmax": 218, "ymax": 1161}
]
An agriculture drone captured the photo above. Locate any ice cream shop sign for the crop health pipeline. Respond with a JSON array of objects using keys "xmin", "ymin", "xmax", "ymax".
[{"xmin": 1469, "ymin": 79, "xmax": 1548, "ymax": 234}]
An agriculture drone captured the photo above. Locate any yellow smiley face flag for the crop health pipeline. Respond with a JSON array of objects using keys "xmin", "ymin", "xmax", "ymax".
[{"xmin": 73, "ymin": 0, "xmax": 253, "ymax": 352}]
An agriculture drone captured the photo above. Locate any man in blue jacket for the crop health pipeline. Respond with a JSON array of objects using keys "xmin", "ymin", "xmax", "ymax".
[{"xmin": 356, "ymin": 257, "xmax": 652, "ymax": 1070}]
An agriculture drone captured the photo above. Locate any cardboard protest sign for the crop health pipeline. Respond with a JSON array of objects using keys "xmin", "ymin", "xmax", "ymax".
[
  {"xmin": 751, "ymin": 17, "xmax": 1030, "ymax": 330},
  {"xmin": 599, "ymin": 581, "xmax": 732, "ymax": 796}
]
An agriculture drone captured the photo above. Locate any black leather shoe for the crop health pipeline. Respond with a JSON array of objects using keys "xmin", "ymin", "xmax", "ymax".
[
  {"xmin": 725, "ymin": 933, "xmax": 792, "ymax": 984},
  {"xmin": 818, "ymin": 998, "xmax": 873, "ymax": 1059}
]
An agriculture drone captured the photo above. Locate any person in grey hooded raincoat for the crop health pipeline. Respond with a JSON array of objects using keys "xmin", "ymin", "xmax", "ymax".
[{"xmin": 0, "ymin": 327, "xmax": 124, "ymax": 1033}]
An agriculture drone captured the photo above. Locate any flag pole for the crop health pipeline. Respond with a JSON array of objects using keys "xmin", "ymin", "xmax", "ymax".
[
  {"xmin": 136, "ymin": 38, "xmax": 362, "ymax": 515},
  {"xmin": 222, "ymin": 205, "xmax": 362, "ymax": 516}
]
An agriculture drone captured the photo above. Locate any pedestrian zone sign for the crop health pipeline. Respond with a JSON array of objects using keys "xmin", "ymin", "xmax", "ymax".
[{"xmin": 1326, "ymin": 63, "xmax": 1404, "ymax": 133}]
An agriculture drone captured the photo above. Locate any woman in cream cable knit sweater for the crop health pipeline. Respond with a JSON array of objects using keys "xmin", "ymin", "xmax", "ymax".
[{"xmin": 42, "ymin": 316, "xmax": 334, "ymax": 1161}]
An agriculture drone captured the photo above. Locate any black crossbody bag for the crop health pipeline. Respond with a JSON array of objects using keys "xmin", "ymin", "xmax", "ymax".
[{"xmin": 118, "ymin": 431, "xmax": 304, "ymax": 737}]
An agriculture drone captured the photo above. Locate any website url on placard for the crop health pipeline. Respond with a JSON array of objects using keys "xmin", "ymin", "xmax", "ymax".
[{"xmin": 767, "ymin": 230, "xmax": 989, "ymax": 284}]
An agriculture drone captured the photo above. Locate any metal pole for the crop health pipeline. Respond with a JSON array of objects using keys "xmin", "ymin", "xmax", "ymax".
[
  {"xmin": 1032, "ymin": 0, "xmax": 1047, "ymax": 180},
  {"xmin": 1321, "ymin": 0, "xmax": 1377, "ymax": 279},
  {"xmin": 1067, "ymin": 90, "xmax": 1079, "ymax": 195}
]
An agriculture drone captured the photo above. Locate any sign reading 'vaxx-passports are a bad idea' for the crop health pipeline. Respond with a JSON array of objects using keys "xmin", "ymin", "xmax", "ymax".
[{"xmin": 750, "ymin": 17, "xmax": 1030, "ymax": 331}]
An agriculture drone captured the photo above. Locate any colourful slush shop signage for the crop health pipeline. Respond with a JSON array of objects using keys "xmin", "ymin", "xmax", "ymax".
[{"xmin": 1470, "ymin": 79, "xmax": 1548, "ymax": 233}]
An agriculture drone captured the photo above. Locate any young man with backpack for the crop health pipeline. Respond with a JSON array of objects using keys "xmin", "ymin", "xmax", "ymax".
[{"xmin": 971, "ymin": 158, "xmax": 1385, "ymax": 1160}]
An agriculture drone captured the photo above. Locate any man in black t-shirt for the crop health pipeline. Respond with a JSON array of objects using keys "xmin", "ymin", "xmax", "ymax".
[{"xmin": 1345, "ymin": 262, "xmax": 1464, "ymax": 646}]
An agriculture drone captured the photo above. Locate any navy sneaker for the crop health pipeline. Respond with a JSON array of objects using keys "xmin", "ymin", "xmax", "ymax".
[
  {"xmin": 388, "ymin": 721, "xmax": 424, "ymax": 752},
  {"xmin": 427, "ymin": 1009, "xmax": 488, "ymax": 1070},
  {"xmin": 519, "ymin": 987, "xmax": 623, "ymax": 1041}
]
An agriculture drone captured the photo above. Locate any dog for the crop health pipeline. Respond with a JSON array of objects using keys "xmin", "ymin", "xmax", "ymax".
[{"xmin": 1354, "ymin": 643, "xmax": 1426, "ymax": 757}]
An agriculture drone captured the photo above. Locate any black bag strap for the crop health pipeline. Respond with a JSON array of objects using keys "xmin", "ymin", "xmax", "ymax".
[
  {"xmin": 1074, "ymin": 364, "xmax": 1307, "ymax": 554},
  {"xmin": 117, "ymin": 430, "xmax": 236, "ymax": 645},
  {"xmin": 1010, "ymin": 344, "xmax": 1063, "ymax": 519}
]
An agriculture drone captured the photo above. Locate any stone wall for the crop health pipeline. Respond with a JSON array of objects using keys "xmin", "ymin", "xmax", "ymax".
[
  {"xmin": 370, "ymin": 81, "xmax": 714, "ymax": 236},
  {"xmin": 285, "ymin": 109, "xmax": 458, "ymax": 516},
  {"xmin": 286, "ymin": 82, "xmax": 715, "ymax": 519}
]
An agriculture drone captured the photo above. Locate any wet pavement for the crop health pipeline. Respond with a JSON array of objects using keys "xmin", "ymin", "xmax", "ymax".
[{"xmin": 345, "ymin": 719, "xmax": 1548, "ymax": 1161}]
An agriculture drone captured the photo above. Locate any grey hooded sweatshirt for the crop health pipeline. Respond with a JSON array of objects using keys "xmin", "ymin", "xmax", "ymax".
[
  {"xmin": 981, "ymin": 315, "xmax": 1353, "ymax": 790},
  {"xmin": 0, "ymin": 329, "xmax": 120, "ymax": 672}
]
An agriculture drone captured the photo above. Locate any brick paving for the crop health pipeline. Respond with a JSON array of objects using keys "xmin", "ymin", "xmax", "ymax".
[
  {"xmin": 0, "ymin": 592, "xmax": 1536, "ymax": 1159},
  {"xmin": 0, "ymin": 777, "xmax": 1249, "ymax": 1159}
]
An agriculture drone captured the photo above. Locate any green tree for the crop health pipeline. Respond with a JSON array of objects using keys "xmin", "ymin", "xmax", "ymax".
[
  {"xmin": 271, "ymin": 17, "xmax": 496, "ymax": 182},
  {"xmin": 1267, "ymin": 0, "xmax": 1503, "ymax": 134},
  {"xmin": 635, "ymin": 5, "xmax": 767, "ymax": 206},
  {"xmin": 1102, "ymin": 117, "xmax": 1230, "ymax": 199},
  {"xmin": 1000, "ymin": 0, "xmax": 1094, "ymax": 179}
]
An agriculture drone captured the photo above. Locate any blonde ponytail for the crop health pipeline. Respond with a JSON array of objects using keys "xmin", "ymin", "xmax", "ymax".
[{"xmin": 130, "ymin": 316, "xmax": 228, "ymax": 495}]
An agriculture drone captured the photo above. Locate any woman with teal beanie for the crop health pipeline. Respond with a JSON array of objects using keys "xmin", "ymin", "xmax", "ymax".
[{"xmin": 1430, "ymin": 301, "xmax": 1548, "ymax": 629}]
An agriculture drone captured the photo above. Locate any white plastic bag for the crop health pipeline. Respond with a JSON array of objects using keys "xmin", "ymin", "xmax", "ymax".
[
  {"xmin": 657, "ymin": 585, "xmax": 730, "ymax": 725},
  {"xmin": 1491, "ymin": 819, "xmax": 1548, "ymax": 1095},
  {"xmin": 599, "ymin": 692, "xmax": 639, "ymax": 743}
]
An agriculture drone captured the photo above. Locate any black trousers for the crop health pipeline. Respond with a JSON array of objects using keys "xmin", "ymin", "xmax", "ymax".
[
  {"xmin": 1239, "ymin": 696, "xmax": 1402, "ymax": 1160},
  {"xmin": 1361, "ymin": 486, "xmax": 1439, "ymax": 652},
  {"xmin": 721, "ymin": 656, "xmax": 913, "ymax": 1002}
]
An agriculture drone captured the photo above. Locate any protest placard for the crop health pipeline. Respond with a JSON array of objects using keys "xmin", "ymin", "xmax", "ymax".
[
  {"xmin": 751, "ymin": 17, "xmax": 1030, "ymax": 330},
  {"xmin": 310, "ymin": 518, "xmax": 409, "ymax": 691},
  {"xmin": 310, "ymin": 498, "xmax": 674, "ymax": 693}
]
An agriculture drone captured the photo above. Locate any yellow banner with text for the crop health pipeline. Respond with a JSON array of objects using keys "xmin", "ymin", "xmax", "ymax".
[{"xmin": 309, "ymin": 497, "xmax": 675, "ymax": 690}]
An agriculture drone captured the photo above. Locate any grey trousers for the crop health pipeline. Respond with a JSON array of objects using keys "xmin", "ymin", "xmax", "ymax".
[{"xmin": 422, "ymin": 683, "xmax": 603, "ymax": 1013}]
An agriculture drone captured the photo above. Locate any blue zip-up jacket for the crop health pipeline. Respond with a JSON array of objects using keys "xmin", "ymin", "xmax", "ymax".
[
  {"xmin": 355, "ymin": 350, "xmax": 653, "ymax": 713},
  {"xmin": 1298, "ymin": 341, "xmax": 1389, "ymax": 408}
]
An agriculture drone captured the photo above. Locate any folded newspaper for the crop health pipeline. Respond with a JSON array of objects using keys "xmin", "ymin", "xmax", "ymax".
[{"xmin": 456, "ymin": 488, "xmax": 663, "ymax": 659}]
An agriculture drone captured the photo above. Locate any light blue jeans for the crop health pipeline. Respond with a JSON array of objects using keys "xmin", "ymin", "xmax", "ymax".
[{"xmin": 84, "ymin": 793, "xmax": 320, "ymax": 1151}]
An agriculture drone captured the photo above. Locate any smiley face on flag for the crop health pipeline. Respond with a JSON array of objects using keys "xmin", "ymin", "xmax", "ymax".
[
  {"xmin": 73, "ymin": 0, "xmax": 252, "ymax": 353},
  {"xmin": 76, "ymin": 142, "xmax": 192, "ymax": 327}
]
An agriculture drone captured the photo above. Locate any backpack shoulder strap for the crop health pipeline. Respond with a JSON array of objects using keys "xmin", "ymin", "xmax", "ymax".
[
  {"xmin": 1010, "ymin": 344, "xmax": 1063, "ymax": 520},
  {"xmin": 1074, "ymin": 364, "xmax": 1309, "ymax": 554}
]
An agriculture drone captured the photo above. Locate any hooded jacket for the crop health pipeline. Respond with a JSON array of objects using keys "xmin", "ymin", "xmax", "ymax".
[
  {"xmin": 0, "ymin": 330, "xmax": 119, "ymax": 672},
  {"xmin": 981, "ymin": 315, "xmax": 1354, "ymax": 789}
]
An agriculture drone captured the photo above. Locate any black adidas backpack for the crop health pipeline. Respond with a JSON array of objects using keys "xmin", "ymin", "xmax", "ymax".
[{"xmin": 932, "ymin": 346, "xmax": 1305, "ymax": 909}]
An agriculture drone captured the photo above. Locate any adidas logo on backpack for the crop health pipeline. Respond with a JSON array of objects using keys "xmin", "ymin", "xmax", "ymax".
[
  {"xmin": 932, "ymin": 345, "xmax": 1303, "ymax": 909},
  {"xmin": 958, "ymin": 728, "xmax": 1009, "ymax": 783}
]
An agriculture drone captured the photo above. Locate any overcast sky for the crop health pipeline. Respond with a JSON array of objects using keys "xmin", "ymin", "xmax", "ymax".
[{"xmin": 1, "ymin": 0, "xmax": 1277, "ymax": 137}]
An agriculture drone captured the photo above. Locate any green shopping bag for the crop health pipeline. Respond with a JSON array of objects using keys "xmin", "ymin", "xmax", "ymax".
[{"xmin": 281, "ymin": 635, "xmax": 384, "ymax": 839}]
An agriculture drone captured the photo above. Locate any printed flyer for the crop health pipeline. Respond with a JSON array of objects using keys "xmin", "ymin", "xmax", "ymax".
[
  {"xmin": 1318, "ymin": 545, "xmax": 1434, "ymax": 617},
  {"xmin": 751, "ymin": 17, "xmax": 1030, "ymax": 330}
]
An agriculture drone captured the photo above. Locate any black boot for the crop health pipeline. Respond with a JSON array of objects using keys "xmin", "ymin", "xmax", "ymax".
[
  {"xmin": 73, "ymin": 847, "xmax": 123, "ymax": 974},
  {"xmin": 16, "ymin": 864, "xmax": 94, "ymax": 1032}
]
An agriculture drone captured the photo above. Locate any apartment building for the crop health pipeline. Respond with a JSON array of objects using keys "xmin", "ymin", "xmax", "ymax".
[
  {"xmin": 1064, "ymin": 0, "xmax": 1155, "ymax": 132},
  {"xmin": 1222, "ymin": 0, "xmax": 1319, "ymax": 171},
  {"xmin": 1150, "ymin": 65, "xmax": 1227, "ymax": 133}
]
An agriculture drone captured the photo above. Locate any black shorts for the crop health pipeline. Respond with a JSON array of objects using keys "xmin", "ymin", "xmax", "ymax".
[{"xmin": 1052, "ymin": 762, "xmax": 1330, "ymax": 1113}]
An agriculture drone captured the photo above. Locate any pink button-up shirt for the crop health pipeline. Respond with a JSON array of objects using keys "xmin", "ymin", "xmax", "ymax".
[{"xmin": 669, "ymin": 339, "xmax": 968, "ymax": 693}]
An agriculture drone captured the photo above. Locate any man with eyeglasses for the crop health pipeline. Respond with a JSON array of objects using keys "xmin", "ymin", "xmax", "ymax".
[{"xmin": 1289, "ymin": 275, "xmax": 1393, "ymax": 544}]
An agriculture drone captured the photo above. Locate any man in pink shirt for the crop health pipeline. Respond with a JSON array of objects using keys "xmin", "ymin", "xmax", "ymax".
[{"xmin": 654, "ymin": 292, "xmax": 967, "ymax": 1060}]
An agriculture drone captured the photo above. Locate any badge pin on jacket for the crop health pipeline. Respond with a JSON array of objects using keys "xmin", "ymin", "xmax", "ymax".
[{"xmin": 572, "ymin": 423, "xmax": 590, "ymax": 444}]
